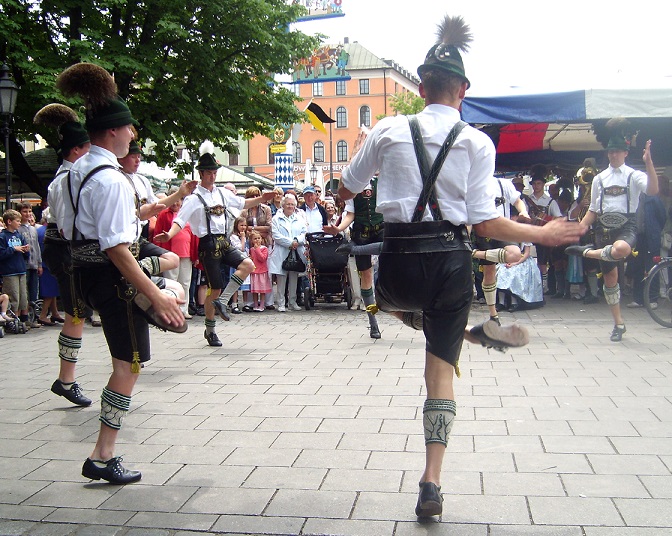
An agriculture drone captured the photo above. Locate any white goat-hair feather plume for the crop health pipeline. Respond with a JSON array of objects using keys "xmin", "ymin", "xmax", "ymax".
[
  {"xmin": 199, "ymin": 140, "xmax": 215, "ymax": 156},
  {"xmin": 436, "ymin": 15, "xmax": 472, "ymax": 52}
]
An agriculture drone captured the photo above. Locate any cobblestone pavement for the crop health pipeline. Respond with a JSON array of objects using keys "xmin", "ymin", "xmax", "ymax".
[{"xmin": 1, "ymin": 297, "xmax": 672, "ymax": 536}]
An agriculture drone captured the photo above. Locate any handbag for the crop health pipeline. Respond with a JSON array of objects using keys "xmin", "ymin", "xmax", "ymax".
[{"xmin": 282, "ymin": 248, "xmax": 305, "ymax": 272}]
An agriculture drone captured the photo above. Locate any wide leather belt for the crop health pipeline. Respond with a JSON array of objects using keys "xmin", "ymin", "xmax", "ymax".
[{"xmin": 382, "ymin": 221, "xmax": 471, "ymax": 254}]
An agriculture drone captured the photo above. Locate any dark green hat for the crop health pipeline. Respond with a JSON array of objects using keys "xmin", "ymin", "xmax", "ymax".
[
  {"xmin": 85, "ymin": 97, "xmax": 136, "ymax": 132},
  {"xmin": 607, "ymin": 135, "xmax": 629, "ymax": 151},
  {"xmin": 128, "ymin": 140, "xmax": 143, "ymax": 155},
  {"xmin": 417, "ymin": 15, "xmax": 472, "ymax": 88},
  {"xmin": 418, "ymin": 43, "xmax": 471, "ymax": 88},
  {"xmin": 58, "ymin": 121, "xmax": 90, "ymax": 152},
  {"xmin": 196, "ymin": 152, "xmax": 221, "ymax": 170}
]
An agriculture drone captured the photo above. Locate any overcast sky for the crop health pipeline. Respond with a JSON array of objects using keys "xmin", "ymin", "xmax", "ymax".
[{"xmin": 296, "ymin": 2, "xmax": 672, "ymax": 95}]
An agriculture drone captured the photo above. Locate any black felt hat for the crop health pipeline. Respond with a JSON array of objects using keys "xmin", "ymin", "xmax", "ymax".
[{"xmin": 196, "ymin": 152, "xmax": 221, "ymax": 170}]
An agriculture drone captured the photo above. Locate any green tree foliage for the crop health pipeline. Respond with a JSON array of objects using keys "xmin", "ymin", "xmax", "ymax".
[
  {"xmin": 0, "ymin": 0, "xmax": 318, "ymax": 169},
  {"xmin": 376, "ymin": 91, "xmax": 424, "ymax": 120}
]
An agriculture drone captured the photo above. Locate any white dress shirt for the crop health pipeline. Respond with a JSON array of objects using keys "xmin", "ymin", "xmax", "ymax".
[
  {"xmin": 60, "ymin": 145, "xmax": 139, "ymax": 251},
  {"xmin": 341, "ymin": 104, "xmax": 499, "ymax": 225},
  {"xmin": 589, "ymin": 164, "xmax": 648, "ymax": 214},
  {"xmin": 173, "ymin": 183, "xmax": 245, "ymax": 238}
]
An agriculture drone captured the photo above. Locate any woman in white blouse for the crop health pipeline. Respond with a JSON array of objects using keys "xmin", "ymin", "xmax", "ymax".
[{"xmin": 268, "ymin": 195, "xmax": 307, "ymax": 312}]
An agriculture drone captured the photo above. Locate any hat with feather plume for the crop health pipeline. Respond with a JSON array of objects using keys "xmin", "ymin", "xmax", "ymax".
[
  {"xmin": 33, "ymin": 104, "xmax": 90, "ymax": 153},
  {"xmin": 417, "ymin": 15, "xmax": 472, "ymax": 88},
  {"xmin": 55, "ymin": 63, "xmax": 136, "ymax": 132},
  {"xmin": 604, "ymin": 117, "xmax": 635, "ymax": 152},
  {"xmin": 196, "ymin": 140, "xmax": 221, "ymax": 171},
  {"xmin": 529, "ymin": 164, "xmax": 549, "ymax": 183}
]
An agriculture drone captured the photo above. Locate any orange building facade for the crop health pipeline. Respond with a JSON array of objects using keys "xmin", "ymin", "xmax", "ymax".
[{"xmin": 247, "ymin": 40, "xmax": 420, "ymax": 192}]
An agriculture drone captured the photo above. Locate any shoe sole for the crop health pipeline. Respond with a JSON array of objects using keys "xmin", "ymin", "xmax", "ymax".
[
  {"xmin": 212, "ymin": 301, "xmax": 231, "ymax": 321},
  {"xmin": 482, "ymin": 321, "xmax": 529, "ymax": 347},
  {"xmin": 416, "ymin": 500, "xmax": 443, "ymax": 517},
  {"xmin": 134, "ymin": 293, "xmax": 188, "ymax": 333}
]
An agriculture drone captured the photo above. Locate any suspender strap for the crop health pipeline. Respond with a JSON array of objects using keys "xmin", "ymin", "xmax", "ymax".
[
  {"xmin": 67, "ymin": 165, "xmax": 117, "ymax": 240},
  {"xmin": 408, "ymin": 116, "xmax": 466, "ymax": 223},
  {"xmin": 194, "ymin": 194, "xmax": 212, "ymax": 236}
]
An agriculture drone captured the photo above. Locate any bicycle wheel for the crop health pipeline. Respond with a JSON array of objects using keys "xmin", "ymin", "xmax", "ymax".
[{"xmin": 643, "ymin": 259, "xmax": 672, "ymax": 328}]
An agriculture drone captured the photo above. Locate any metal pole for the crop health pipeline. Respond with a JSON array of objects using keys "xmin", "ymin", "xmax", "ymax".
[
  {"xmin": 328, "ymin": 108, "xmax": 333, "ymax": 192},
  {"xmin": 2, "ymin": 118, "xmax": 10, "ymax": 211}
]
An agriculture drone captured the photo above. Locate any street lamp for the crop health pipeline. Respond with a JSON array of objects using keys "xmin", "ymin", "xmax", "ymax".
[
  {"xmin": 309, "ymin": 162, "xmax": 318, "ymax": 185},
  {"xmin": 0, "ymin": 64, "xmax": 19, "ymax": 211}
]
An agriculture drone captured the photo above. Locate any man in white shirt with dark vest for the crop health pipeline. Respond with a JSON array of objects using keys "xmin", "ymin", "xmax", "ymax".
[{"xmin": 338, "ymin": 15, "xmax": 585, "ymax": 519}]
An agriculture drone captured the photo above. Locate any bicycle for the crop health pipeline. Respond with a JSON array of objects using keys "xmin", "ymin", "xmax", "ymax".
[{"xmin": 643, "ymin": 255, "xmax": 672, "ymax": 328}]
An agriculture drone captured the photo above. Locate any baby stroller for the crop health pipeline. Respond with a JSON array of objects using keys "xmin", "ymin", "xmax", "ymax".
[
  {"xmin": 1, "ymin": 306, "xmax": 26, "ymax": 335},
  {"xmin": 303, "ymin": 232, "xmax": 352, "ymax": 310}
]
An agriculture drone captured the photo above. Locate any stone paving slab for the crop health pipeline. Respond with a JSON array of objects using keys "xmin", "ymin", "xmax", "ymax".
[{"xmin": 1, "ymin": 299, "xmax": 672, "ymax": 535}]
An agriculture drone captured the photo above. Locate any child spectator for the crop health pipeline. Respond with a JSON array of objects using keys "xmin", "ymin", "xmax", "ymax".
[
  {"xmin": 0, "ymin": 209, "xmax": 30, "ymax": 331},
  {"xmin": 1, "ymin": 292, "xmax": 10, "ymax": 322},
  {"xmin": 18, "ymin": 203, "xmax": 43, "ymax": 328},
  {"xmin": 229, "ymin": 216, "xmax": 252, "ymax": 312},
  {"xmin": 248, "ymin": 230, "xmax": 270, "ymax": 311}
]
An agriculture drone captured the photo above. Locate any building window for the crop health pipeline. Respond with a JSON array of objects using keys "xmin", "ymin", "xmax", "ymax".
[
  {"xmin": 292, "ymin": 142, "xmax": 302, "ymax": 163},
  {"xmin": 314, "ymin": 141, "xmax": 325, "ymax": 162},
  {"xmin": 268, "ymin": 145, "xmax": 275, "ymax": 165},
  {"xmin": 336, "ymin": 106, "xmax": 347, "ymax": 128},
  {"xmin": 359, "ymin": 105, "xmax": 371, "ymax": 128},
  {"xmin": 336, "ymin": 80, "xmax": 346, "ymax": 95},
  {"xmin": 312, "ymin": 82, "xmax": 323, "ymax": 96},
  {"xmin": 359, "ymin": 79, "xmax": 369, "ymax": 95},
  {"xmin": 337, "ymin": 140, "xmax": 348, "ymax": 162},
  {"xmin": 228, "ymin": 152, "xmax": 239, "ymax": 166}
]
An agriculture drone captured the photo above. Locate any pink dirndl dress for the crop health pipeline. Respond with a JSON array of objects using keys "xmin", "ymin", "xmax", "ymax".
[{"xmin": 250, "ymin": 246, "xmax": 272, "ymax": 293}]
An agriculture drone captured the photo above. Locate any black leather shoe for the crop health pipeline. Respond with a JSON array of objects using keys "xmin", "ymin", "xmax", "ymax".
[
  {"xmin": 415, "ymin": 482, "xmax": 443, "ymax": 517},
  {"xmin": 204, "ymin": 329, "xmax": 222, "ymax": 347},
  {"xmin": 610, "ymin": 324, "xmax": 626, "ymax": 342},
  {"xmin": 51, "ymin": 380, "xmax": 92, "ymax": 407},
  {"xmin": 565, "ymin": 244, "xmax": 595, "ymax": 257},
  {"xmin": 369, "ymin": 324, "xmax": 381, "ymax": 339},
  {"xmin": 82, "ymin": 457, "xmax": 141, "ymax": 484},
  {"xmin": 195, "ymin": 306, "xmax": 205, "ymax": 316},
  {"xmin": 212, "ymin": 299, "xmax": 231, "ymax": 321},
  {"xmin": 470, "ymin": 319, "xmax": 529, "ymax": 352},
  {"xmin": 335, "ymin": 241, "xmax": 354, "ymax": 255}
]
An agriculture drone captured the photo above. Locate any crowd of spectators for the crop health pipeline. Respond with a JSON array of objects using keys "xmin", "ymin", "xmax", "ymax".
[{"xmin": 2, "ymin": 167, "xmax": 671, "ymax": 335}]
